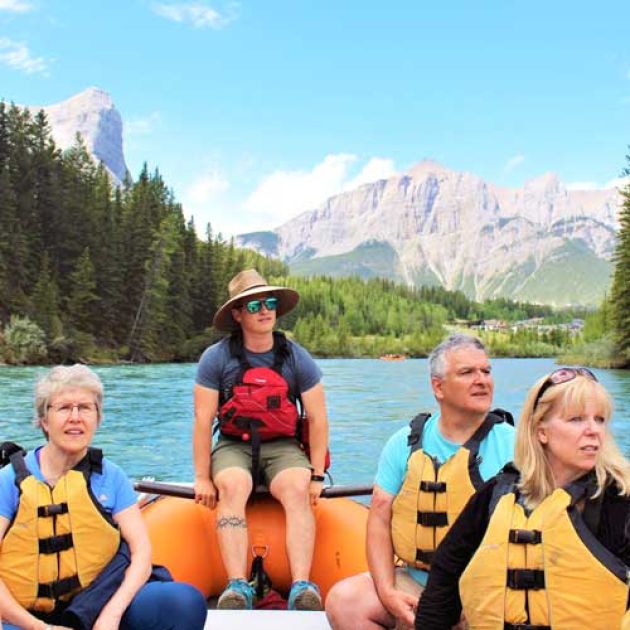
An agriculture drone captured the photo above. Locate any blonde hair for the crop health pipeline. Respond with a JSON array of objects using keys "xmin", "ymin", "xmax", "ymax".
[{"xmin": 514, "ymin": 372, "xmax": 630, "ymax": 508}]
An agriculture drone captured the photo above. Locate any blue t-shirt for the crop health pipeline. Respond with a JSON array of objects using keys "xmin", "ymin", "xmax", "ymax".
[
  {"xmin": 375, "ymin": 413, "xmax": 515, "ymax": 586},
  {"xmin": 196, "ymin": 336, "xmax": 322, "ymax": 396},
  {"xmin": 0, "ymin": 447, "xmax": 137, "ymax": 521}
]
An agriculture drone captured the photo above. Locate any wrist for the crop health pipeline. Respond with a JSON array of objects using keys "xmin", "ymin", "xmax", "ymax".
[{"xmin": 310, "ymin": 473, "xmax": 325, "ymax": 482}]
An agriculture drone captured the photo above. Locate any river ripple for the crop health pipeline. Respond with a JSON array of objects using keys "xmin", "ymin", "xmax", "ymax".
[{"xmin": 1, "ymin": 359, "xmax": 628, "ymax": 485}]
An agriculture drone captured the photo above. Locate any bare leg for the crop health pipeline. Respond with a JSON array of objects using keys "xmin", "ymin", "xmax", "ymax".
[
  {"xmin": 269, "ymin": 467, "xmax": 313, "ymax": 581},
  {"xmin": 213, "ymin": 467, "xmax": 253, "ymax": 579}
]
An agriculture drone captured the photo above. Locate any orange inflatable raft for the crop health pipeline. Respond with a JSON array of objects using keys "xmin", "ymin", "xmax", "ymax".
[{"xmin": 137, "ymin": 482, "xmax": 370, "ymax": 602}]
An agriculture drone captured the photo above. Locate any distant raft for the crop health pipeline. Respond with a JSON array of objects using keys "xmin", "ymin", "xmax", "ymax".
[
  {"xmin": 138, "ymin": 489, "xmax": 369, "ymax": 602},
  {"xmin": 379, "ymin": 353, "xmax": 406, "ymax": 361}
]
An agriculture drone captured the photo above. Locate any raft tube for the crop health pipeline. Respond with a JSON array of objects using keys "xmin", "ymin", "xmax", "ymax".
[{"xmin": 140, "ymin": 494, "xmax": 368, "ymax": 601}]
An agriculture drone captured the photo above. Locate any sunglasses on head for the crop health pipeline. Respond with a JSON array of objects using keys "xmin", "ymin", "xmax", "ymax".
[
  {"xmin": 533, "ymin": 367, "xmax": 598, "ymax": 410},
  {"xmin": 240, "ymin": 296, "xmax": 279, "ymax": 314}
]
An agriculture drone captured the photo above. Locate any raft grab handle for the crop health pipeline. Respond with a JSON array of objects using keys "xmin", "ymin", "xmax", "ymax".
[{"xmin": 134, "ymin": 480, "xmax": 373, "ymax": 499}]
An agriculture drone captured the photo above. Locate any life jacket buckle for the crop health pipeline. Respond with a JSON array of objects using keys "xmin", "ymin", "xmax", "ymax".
[
  {"xmin": 417, "ymin": 511, "xmax": 448, "ymax": 527},
  {"xmin": 506, "ymin": 568, "xmax": 545, "ymax": 590},
  {"xmin": 420, "ymin": 480, "xmax": 447, "ymax": 493},
  {"xmin": 509, "ymin": 529, "xmax": 542, "ymax": 545}
]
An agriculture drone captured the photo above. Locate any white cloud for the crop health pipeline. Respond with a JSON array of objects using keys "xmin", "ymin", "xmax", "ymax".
[
  {"xmin": 244, "ymin": 154, "xmax": 358, "ymax": 224},
  {"xmin": 241, "ymin": 153, "xmax": 398, "ymax": 232},
  {"xmin": 603, "ymin": 176, "xmax": 630, "ymax": 190},
  {"xmin": 186, "ymin": 170, "xmax": 230, "ymax": 204},
  {"xmin": 343, "ymin": 157, "xmax": 397, "ymax": 191},
  {"xmin": 0, "ymin": 0, "xmax": 33, "ymax": 12},
  {"xmin": 181, "ymin": 170, "xmax": 231, "ymax": 234},
  {"xmin": 125, "ymin": 112, "xmax": 161, "ymax": 136},
  {"xmin": 566, "ymin": 181, "xmax": 598, "ymax": 191},
  {"xmin": 183, "ymin": 154, "xmax": 398, "ymax": 238},
  {"xmin": 504, "ymin": 154, "xmax": 525, "ymax": 172},
  {"xmin": 152, "ymin": 2, "xmax": 238, "ymax": 29},
  {"xmin": 0, "ymin": 37, "xmax": 48, "ymax": 74},
  {"xmin": 566, "ymin": 176, "xmax": 630, "ymax": 191}
]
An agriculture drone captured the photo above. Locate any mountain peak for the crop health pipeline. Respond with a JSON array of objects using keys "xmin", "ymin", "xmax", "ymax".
[
  {"xmin": 524, "ymin": 171, "xmax": 562, "ymax": 192},
  {"xmin": 29, "ymin": 88, "xmax": 127, "ymax": 184},
  {"xmin": 405, "ymin": 159, "xmax": 451, "ymax": 179}
]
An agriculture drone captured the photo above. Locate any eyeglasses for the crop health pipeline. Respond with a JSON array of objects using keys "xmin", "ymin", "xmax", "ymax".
[
  {"xmin": 48, "ymin": 402, "xmax": 98, "ymax": 419},
  {"xmin": 241, "ymin": 297, "xmax": 278, "ymax": 314},
  {"xmin": 533, "ymin": 367, "xmax": 598, "ymax": 410}
]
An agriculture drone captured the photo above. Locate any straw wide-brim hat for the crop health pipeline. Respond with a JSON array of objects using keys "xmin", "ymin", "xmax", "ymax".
[{"xmin": 212, "ymin": 269, "xmax": 299, "ymax": 332}]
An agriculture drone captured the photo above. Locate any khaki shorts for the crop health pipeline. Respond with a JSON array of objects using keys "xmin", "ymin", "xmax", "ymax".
[{"xmin": 211, "ymin": 435, "xmax": 311, "ymax": 484}]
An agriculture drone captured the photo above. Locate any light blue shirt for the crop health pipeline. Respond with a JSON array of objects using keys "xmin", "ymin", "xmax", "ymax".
[
  {"xmin": 375, "ymin": 413, "xmax": 515, "ymax": 585},
  {"xmin": 0, "ymin": 446, "xmax": 137, "ymax": 521}
]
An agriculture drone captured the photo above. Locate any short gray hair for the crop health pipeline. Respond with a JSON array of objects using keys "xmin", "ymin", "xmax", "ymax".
[
  {"xmin": 428, "ymin": 334, "xmax": 487, "ymax": 378},
  {"xmin": 34, "ymin": 365, "xmax": 104, "ymax": 430}
]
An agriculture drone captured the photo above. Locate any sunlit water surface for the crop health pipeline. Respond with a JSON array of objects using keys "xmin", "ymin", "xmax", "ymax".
[{"xmin": 1, "ymin": 359, "xmax": 629, "ymax": 486}]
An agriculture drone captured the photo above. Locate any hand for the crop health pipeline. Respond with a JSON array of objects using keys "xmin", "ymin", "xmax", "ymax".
[
  {"xmin": 194, "ymin": 476, "xmax": 217, "ymax": 508},
  {"xmin": 309, "ymin": 479, "xmax": 323, "ymax": 506},
  {"xmin": 381, "ymin": 588, "xmax": 418, "ymax": 628}
]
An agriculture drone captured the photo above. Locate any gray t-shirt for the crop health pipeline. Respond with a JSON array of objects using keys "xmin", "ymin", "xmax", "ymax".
[{"xmin": 195, "ymin": 335, "xmax": 322, "ymax": 399}]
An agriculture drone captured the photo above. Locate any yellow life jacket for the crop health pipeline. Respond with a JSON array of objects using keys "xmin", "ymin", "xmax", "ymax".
[
  {"xmin": 0, "ymin": 449, "xmax": 121, "ymax": 613},
  {"xmin": 459, "ymin": 473, "xmax": 629, "ymax": 630},
  {"xmin": 391, "ymin": 410, "xmax": 510, "ymax": 569}
]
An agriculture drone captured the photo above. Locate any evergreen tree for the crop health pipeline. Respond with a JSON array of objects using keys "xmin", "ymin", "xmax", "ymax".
[
  {"xmin": 67, "ymin": 248, "xmax": 99, "ymax": 334},
  {"xmin": 31, "ymin": 254, "xmax": 63, "ymax": 341},
  {"xmin": 0, "ymin": 162, "xmax": 29, "ymax": 318},
  {"xmin": 610, "ymin": 150, "xmax": 630, "ymax": 364}
]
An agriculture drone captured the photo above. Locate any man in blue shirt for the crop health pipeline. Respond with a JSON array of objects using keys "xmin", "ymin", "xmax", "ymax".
[{"xmin": 326, "ymin": 334, "xmax": 515, "ymax": 630}]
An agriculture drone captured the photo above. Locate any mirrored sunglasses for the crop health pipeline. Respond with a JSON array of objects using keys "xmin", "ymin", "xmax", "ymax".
[
  {"xmin": 242, "ymin": 296, "xmax": 279, "ymax": 314},
  {"xmin": 533, "ymin": 367, "xmax": 598, "ymax": 410}
]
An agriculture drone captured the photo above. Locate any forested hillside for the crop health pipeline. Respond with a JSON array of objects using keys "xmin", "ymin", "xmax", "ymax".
[
  {"xmin": 0, "ymin": 102, "xmax": 285, "ymax": 363},
  {"xmin": 0, "ymin": 102, "xmax": 585, "ymax": 364}
]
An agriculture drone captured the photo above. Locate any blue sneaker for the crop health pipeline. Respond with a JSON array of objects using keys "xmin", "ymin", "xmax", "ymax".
[
  {"xmin": 288, "ymin": 580, "xmax": 322, "ymax": 611},
  {"xmin": 217, "ymin": 578, "xmax": 255, "ymax": 610}
]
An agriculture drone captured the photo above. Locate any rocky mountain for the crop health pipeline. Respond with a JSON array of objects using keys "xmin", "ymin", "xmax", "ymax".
[
  {"xmin": 26, "ymin": 87, "xmax": 127, "ymax": 184},
  {"xmin": 237, "ymin": 160, "xmax": 623, "ymax": 306}
]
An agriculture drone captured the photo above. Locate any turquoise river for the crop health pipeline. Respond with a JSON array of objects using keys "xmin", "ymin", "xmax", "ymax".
[{"xmin": 1, "ymin": 359, "xmax": 629, "ymax": 487}]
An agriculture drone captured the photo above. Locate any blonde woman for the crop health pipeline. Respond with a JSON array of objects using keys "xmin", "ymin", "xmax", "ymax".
[{"xmin": 415, "ymin": 367, "xmax": 630, "ymax": 630}]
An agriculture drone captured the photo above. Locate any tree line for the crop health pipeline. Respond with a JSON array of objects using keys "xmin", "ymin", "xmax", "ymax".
[
  {"xmin": 565, "ymin": 150, "xmax": 630, "ymax": 368},
  {"xmin": 0, "ymin": 101, "xmax": 285, "ymax": 364},
  {"xmin": 0, "ymin": 102, "xmax": 607, "ymax": 364}
]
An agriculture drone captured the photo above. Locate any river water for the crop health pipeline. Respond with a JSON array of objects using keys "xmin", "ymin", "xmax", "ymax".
[{"xmin": 1, "ymin": 359, "xmax": 629, "ymax": 486}]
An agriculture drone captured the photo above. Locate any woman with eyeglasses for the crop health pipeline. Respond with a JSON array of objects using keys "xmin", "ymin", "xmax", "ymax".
[
  {"xmin": 0, "ymin": 365, "xmax": 207, "ymax": 630},
  {"xmin": 414, "ymin": 367, "xmax": 630, "ymax": 630}
]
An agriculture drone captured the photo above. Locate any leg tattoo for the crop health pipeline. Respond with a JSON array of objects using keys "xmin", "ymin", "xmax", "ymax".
[{"xmin": 217, "ymin": 515, "xmax": 248, "ymax": 529}]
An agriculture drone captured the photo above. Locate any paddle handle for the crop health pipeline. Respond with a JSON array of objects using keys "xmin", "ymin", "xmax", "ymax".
[{"xmin": 134, "ymin": 480, "xmax": 373, "ymax": 499}]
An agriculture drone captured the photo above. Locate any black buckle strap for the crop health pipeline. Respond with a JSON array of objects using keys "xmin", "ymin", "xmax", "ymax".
[
  {"xmin": 417, "ymin": 511, "xmax": 448, "ymax": 527},
  {"xmin": 509, "ymin": 529, "xmax": 542, "ymax": 545},
  {"xmin": 504, "ymin": 624, "xmax": 551, "ymax": 630},
  {"xmin": 37, "ymin": 503, "xmax": 68, "ymax": 517},
  {"xmin": 507, "ymin": 569, "xmax": 545, "ymax": 590},
  {"xmin": 38, "ymin": 533, "xmax": 73, "ymax": 554},
  {"xmin": 419, "ymin": 480, "xmax": 447, "ymax": 493},
  {"xmin": 37, "ymin": 574, "xmax": 81, "ymax": 599},
  {"xmin": 415, "ymin": 549, "xmax": 435, "ymax": 564}
]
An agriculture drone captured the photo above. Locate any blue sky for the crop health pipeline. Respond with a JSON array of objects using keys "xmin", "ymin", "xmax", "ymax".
[{"xmin": 1, "ymin": 0, "xmax": 629, "ymax": 237}]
